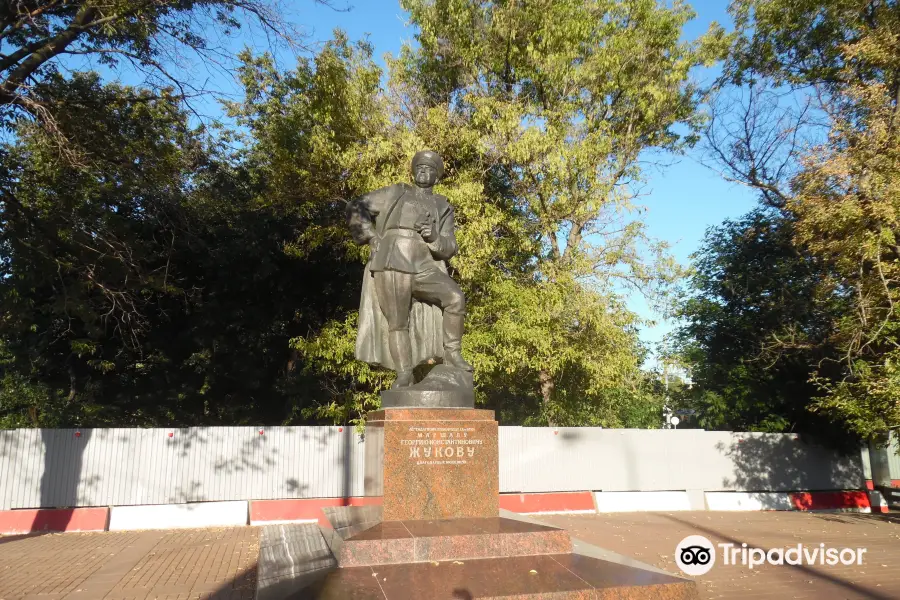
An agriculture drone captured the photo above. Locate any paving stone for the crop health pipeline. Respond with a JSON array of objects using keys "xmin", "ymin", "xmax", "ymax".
[{"xmin": 0, "ymin": 527, "xmax": 258, "ymax": 600}]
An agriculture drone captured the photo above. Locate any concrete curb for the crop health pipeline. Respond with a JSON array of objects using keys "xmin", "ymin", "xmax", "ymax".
[
  {"xmin": 704, "ymin": 491, "xmax": 873, "ymax": 512},
  {"xmin": 594, "ymin": 491, "xmax": 692, "ymax": 512},
  {"xmin": 789, "ymin": 491, "xmax": 871, "ymax": 512},
  {"xmin": 250, "ymin": 497, "xmax": 380, "ymax": 526},
  {"xmin": 705, "ymin": 492, "xmax": 794, "ymax": 511},
  {"xmin": 108, "ymin": 500, "xmax": 249, "ymax": 531},
  {"xmin": 498, "ymin": 491, "xmax": 596, "ymax": 515}
]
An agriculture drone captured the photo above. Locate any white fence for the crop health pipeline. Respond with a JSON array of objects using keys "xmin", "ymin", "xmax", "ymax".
[
  {"xmin": 501, "ymin": 428, "xmax": 866, "ymax": 494},
  {"xmin": 0, "ymin": 426, "xmax": 871, "ymax": 510}
]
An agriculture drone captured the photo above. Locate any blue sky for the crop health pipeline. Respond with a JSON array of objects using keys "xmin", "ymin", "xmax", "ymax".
[{"xmin": 83, "ymin": 0, "xmax": 760, "ymax": 357}]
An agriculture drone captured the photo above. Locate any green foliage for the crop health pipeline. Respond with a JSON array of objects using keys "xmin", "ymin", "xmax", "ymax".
[
  {"xmin": 0, "ymin": 72, "xmax": 360, "ymax": 426},
  {"xmin": 673, "ymin": 210, "xmax": 857, "ymax": 445},
  {"xmin": 386, "ymin": 0, "xmax": 721, "ymax": 424},
  {"xmin": 701, "ymin": 0, "xmax": 900, "ymax": 443},
  {"xmin": 0, "ymin": 0, "xmax": 301, "ymax": 128},
  {"xmin": 2, "ymin": 1, "xmax": 722, "ymax": 428},
  {"xmin": 222, "ymin": 0, "xmax": 724, "ymax": 426},
  {"xmin": 728, "ymin": 0, "xmax": 895, "ymax": 92}
]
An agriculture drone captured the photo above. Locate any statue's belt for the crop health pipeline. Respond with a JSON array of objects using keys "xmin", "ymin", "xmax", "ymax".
[{"xmin": 383, "ymin": 228, "xmax": 423, "ymax": 237}]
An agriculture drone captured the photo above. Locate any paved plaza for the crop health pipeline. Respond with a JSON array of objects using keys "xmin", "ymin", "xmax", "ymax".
[
  {"xmin": 0, "ymin": 527, "xmax": 258, "ymax": 600},
  {"xmin": 543, "ymin": 512, "xmax": 900, "ymax": 599},
  {"xmin": 1, "ymin": 512, "xmax": 899, "ymax": 599}
]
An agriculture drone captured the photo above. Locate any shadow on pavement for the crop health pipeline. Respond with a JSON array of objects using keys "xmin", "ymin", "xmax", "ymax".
[
  {"xmin": 203, "ymin": 563, "xmax": 258, "ymax": 599},
  {"xmin": 0, "ymin": 532, "xmax": 49, "ymax": 546}
]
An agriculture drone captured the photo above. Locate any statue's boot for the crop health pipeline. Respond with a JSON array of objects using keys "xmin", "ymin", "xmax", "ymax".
[
  {"xmin": 442, "ymin": 312, "xmax": 474, "ymax": 372},
  {"xmin": 389, "ymin": 330, "xmax": 415, "ymax": 388}
]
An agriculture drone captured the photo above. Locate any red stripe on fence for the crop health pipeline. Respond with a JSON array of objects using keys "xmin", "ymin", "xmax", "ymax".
[
  {"xmin": 789, "ymin": 491, "xmax": 871, "ymax": 511},
  {"xmin": 250, "ymin": 497, "xmax": 381, "ymax": 526},
  {"xmin": 499, "ymin": 491, "xmax": 596, "ymax": 514},
  {"xmin": 250, "ymin": 493, "xmax": 595, "ymax": 525},
  {"xmin": 0, "ymin": 507, "xmax": 109, "ymax": 535}
]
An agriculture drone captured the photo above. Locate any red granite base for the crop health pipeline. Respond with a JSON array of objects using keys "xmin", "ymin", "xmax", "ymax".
[
  {"xmin": 338, "ymin": 517, "xmax": 572, "ymax": 567},
  {"xmin": 364, "ymin": 408, "xmax": 499, "ymax": 521},
  {"xmin": 306, "ymin": 553, "xmax": 698, "ymax": 599},
  {"xmin": 280, "ymin": 510, "xmax": 698, "ymax": 599},
  {"xmin": 334, "ymin": 406, "xmax": 698, "ymax": 597}
]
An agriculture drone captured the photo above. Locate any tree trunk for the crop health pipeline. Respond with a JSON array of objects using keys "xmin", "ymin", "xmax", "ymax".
[
  {"xmin": 286, "ymin": 348, "xmax": 301, "ymax": 374},
  {"xmin": 67, "ymin": 364, "xmax": 77, "ymax": 404},
  {"xmin": 539, "ymin": 368, "xmax": 555, "ymax": 426}
]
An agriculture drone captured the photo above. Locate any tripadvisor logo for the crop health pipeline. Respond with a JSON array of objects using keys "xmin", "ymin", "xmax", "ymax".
[
  {"xmin": 675, "ymin": 535, "xmax": 868, "ymax": 576},
  {"xmin": 676, "ymin": 535, "xmax": 716, "ymax": 576}
]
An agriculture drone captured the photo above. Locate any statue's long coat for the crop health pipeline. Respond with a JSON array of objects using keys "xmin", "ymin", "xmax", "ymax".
[{"xmin": 347, "ymin": 183, "xmax": 459, "ymax": 369}]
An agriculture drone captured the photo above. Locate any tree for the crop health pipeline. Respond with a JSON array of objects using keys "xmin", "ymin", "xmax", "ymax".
[
  {"xmin": 0, "ymin": 0, "xmax": 358, "ymax": 428},
  {"xmin": 1, "ymin": 73, "xmax": 210, "ymax": 425},
  {"xmin": 789, "ymin": 77, "xmax": 900, "ymax": 439},
  {"xmin": 226, "ymin": 0, "xmax": 727, "ymax": 426},
  {"xmin": 0, "ymin": 0, "xmax": 315, "ymax": 132},
  {"xmin": 0, "ymin": 72, "xmax": 363, "ymax": 427},
  {"xmin": 700, "ymin": 0, "xmax": 900, "ymax": 440},
  {"xmin": 387, "ymin": 0, "xmax": 725, "ymax": 424},
  {"xmin": 673, "ymin": 210, "xmax": 857, "ymax": 444},
  {"xmin": 220, "ymin": 34, "xmax": 398, "ymax": 426},
  {"xmin": 2, "ymin": 0, "xmax": 725, "ymax": 429}
]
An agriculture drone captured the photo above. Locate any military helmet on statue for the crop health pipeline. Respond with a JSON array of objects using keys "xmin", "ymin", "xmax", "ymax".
[{"xmin": 410, "ymin": 150, "xmax": 444, "ymax": 180}]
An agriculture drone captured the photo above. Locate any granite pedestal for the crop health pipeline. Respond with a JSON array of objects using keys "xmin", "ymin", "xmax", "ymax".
[
  {"xmin": 363, "ymin": 408, "xmax": 499, "ymax": 521},
  {"xmin": 256, "ymin": 404, "xmax": 700, "ymax": 598},
  {"xmin": 257, "ymin": 512, "xmax": 700, "ymax": 599}
]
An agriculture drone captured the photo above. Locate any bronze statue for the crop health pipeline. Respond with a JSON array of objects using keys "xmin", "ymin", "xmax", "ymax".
[{"xmin": 347, "ymin": 150, "xmax": 473, "ymax": 390}]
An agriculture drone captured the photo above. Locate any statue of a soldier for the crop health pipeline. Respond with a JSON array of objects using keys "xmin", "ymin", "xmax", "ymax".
[{"xmin": 347, "ymin": 150, "xmax": 473, "ymax": 389}]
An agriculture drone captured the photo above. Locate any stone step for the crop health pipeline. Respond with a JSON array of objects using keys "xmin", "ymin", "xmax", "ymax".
[
  {"xmin": 338, "ymin": 517, "xmax": 572, "ymax": 567},
  {"xmin": 308, "ymin": 552, "xmax": 699, "ymax": 599}
]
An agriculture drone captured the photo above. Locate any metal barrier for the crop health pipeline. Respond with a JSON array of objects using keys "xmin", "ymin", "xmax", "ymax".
[{"xmin": 0, "ymin": 426, "xmax": 869, "ymax": 510}]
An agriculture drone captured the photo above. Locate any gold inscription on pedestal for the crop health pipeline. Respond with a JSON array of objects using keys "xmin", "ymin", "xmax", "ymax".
[{"xmin": 401, "ymin": 426, "xmax": 484, "ymax": 465}]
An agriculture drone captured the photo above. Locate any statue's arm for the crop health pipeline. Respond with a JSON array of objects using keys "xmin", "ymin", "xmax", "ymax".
[
  {"xmin": 346, "ymin": 185, "xmax": 395, "ymax": 244},
  {"xmin": 427, "ymin": 203, "xmax": 459, "ymax": 260}
]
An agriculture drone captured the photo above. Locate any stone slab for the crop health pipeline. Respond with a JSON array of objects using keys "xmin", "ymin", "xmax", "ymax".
[
  {"xmin": 319, "ymin": 505, "xmax": 384, "ymax": 559},
  {"xmin": 256, "ymin": 523, "xmax": 338, "ymax": 600},
  {"xmin": 499, "ymin": 509, "xmax": 687, "ymax": 578},
  {"xmin": 338, "ymin": 516, "xmax": 572, "ymax": 566},
  {"xmin": 365, "ymin": 408, "xmax": 499, "ymax": 521},
  {"xmin": 321, "ymin": 505, "xmax": 384, "ymax": 531},
  {"xmin": 299, "ymin": 553, "xmax": 698, "ymax": 599}
]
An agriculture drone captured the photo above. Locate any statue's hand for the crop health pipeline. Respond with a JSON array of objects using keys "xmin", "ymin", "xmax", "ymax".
[
  {"xmin": 369, "ymin": 236, "xmax": 380, "ymax": 254},
  {"xmin": 416, "ymin": 212, "xmax": 438, "ymax": 242},
  {"xmin": 421, "ymin": 225, "xmax": 438, "ymax": 243}
]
